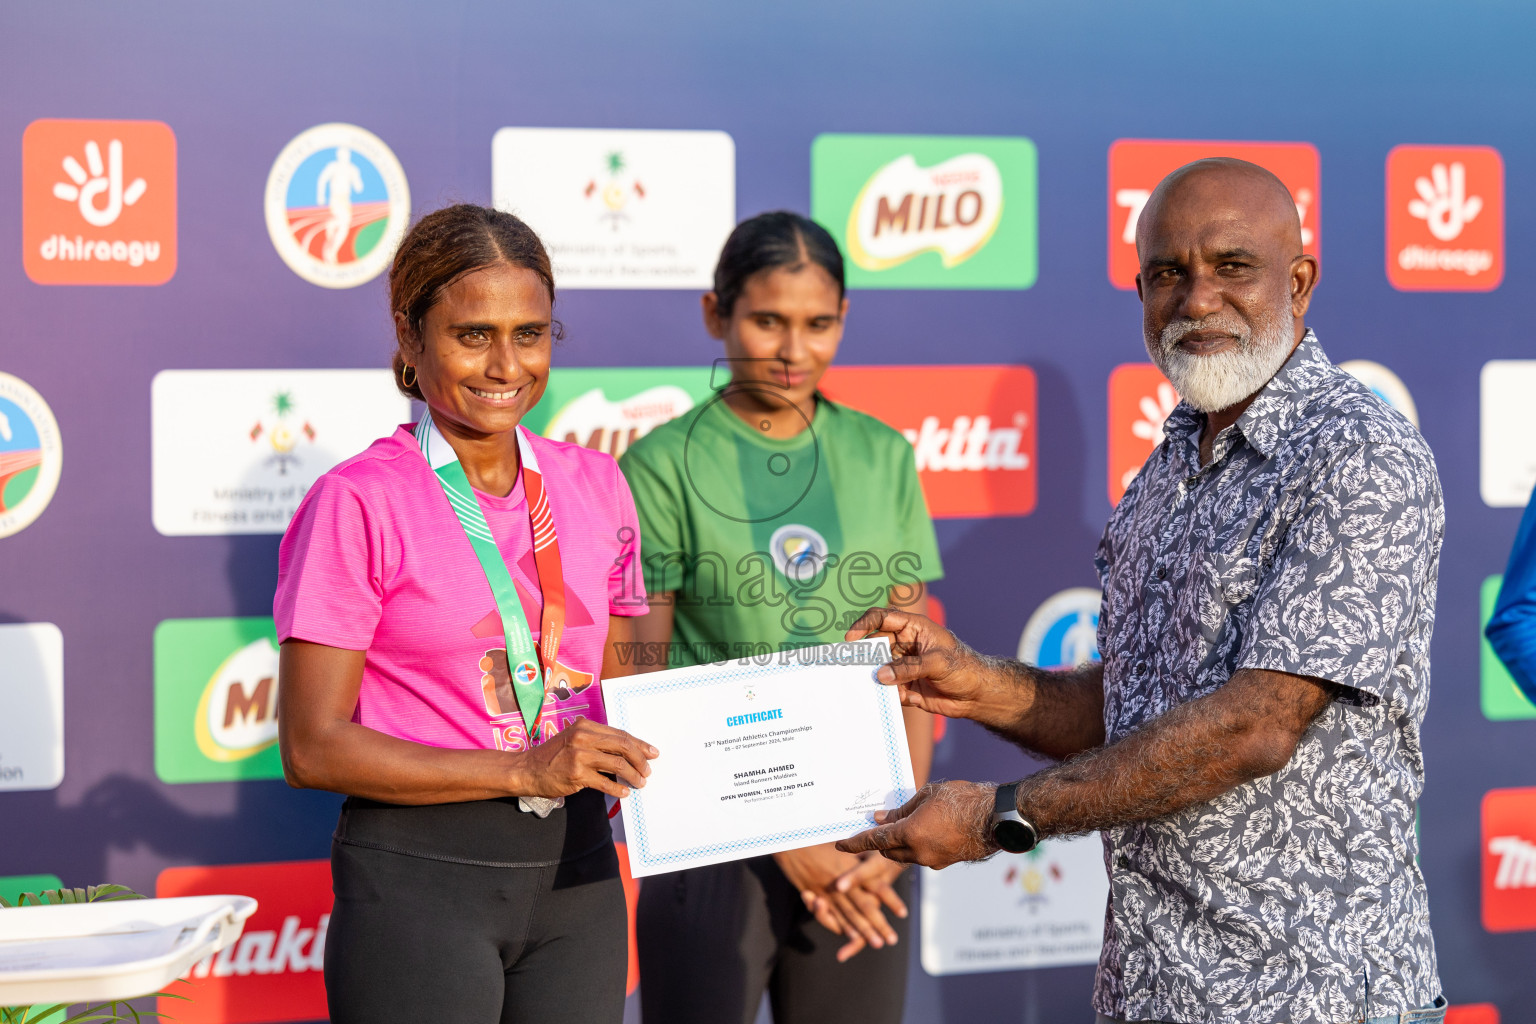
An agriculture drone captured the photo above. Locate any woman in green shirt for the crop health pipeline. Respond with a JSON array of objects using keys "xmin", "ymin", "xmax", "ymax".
[{"xmin": 620, "ymin": 211, "xmax": 942, "ymax": 1024}]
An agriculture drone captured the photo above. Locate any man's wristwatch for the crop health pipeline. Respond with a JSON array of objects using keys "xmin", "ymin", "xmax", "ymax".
[{"xmin": 990, "ymin": 782, "xmax": 1040, "ymax": 854}]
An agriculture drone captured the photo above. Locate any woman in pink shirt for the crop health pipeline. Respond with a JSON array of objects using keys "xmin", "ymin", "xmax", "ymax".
[{"xmin": 275, "ymin": 204, "xmax": 657, "ymax": 1023}]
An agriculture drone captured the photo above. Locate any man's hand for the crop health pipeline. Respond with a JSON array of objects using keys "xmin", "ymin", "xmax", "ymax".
[
  {"xmin": 844, "ymin": 607, "xmax": 1005, "ymax": 723},
  {"xmin": 835, "ymin": 781, "xmax": 999, "ymax": 869},
  {"xmin": 775, "ymin": 843, "xmax": 904, "ymax": 961}
]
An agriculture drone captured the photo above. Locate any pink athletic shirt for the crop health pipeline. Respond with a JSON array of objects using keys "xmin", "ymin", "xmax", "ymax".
[{"xmin": 275, "ymin": 425, "xmax": 647, "ymax": 753}]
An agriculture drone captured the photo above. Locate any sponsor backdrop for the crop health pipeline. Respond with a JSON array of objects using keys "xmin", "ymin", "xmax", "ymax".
[{"xmin": 1, "ymin": 2, "xmax": 1533, "ymax": 1021}]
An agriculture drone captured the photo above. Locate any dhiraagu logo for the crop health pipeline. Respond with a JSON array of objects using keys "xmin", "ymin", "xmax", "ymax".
[
  {"xmin": 811, "ymin": 134, "xmax": 1037, "ymax": 289},
  {"xmin": 155, "ymin": 617, "xmax": 284, "ymax": 783}
]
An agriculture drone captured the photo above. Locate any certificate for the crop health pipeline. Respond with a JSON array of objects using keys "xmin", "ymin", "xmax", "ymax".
[{"xmin": 602, "ymin": 638, "xmax": 916, "ymax": 878}]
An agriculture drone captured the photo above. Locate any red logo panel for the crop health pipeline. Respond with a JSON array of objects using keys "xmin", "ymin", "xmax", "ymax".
[
  {"xmin": 23, "ymin": 119, "xmax": 177, "ymax": 285},
  {"xmin": 1107, "ymin": 139, "xmax": 1320, "ymax": 290},
  {"xmin": 820, "ymin": 365, "xmax": 1036, "ymax": 518},
  {"xmin": 1107, "ymin": 363, "xmax": 1177, "ymax": 505},
  {"xmin": 157, "ymin": 860, "xmax": 331, "ymax": 1023},
  {"xmin": 1482, "ymin": 787, "xmax": 1536, "ymax": 932},
  {"xmin": 1386, "ymin": 145, "xmax": 1503, "ymax": 292},
  {"xmin": 1446, "ymin": 1006, "xmax": 1500, "ymax": 1024}
]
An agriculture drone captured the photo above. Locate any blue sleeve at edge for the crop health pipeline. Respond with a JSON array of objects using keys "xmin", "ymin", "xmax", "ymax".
[{"xmin": 1488, "ymin": 489, "xmax": 1536, "ymax": 702}]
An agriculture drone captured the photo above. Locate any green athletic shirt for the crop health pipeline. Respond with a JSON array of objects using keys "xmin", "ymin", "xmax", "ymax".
[{"xmin": 619, "ymin": 392, "xmax": 944, "ymax": 668}]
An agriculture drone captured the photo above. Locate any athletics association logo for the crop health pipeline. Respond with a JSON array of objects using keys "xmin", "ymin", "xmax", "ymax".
[
  {"xmin": 819, "ymin": 365, "xmax": 1036, "ymax": 518},
  {"xmin": 1108, "ymin": 139, "xmax": 1319, "ymax": 289},
  {"xmin": 265, "ymin": 123, "xmax": 410, "ymax": 289},
  {"xmin": 769, "ymin": 524, "xmax": 829, "ymax": 582},
  {"xmin": 1482, "ymin": 787, "xmax": 1536, "ymax": 932},
  {"xmin": 1338, "ymin": 360, "xmax": 1419, "ymax": 427},
  {"xmin": 1387, "ymin": 145, "xmax": 1503, "ymax": 292},
  {"xmin": 23, "ymin": 118, "xmax": 177, "ymax": 285},
  {"xmin": 1017, "ymin": 588, "xmax": 1102, "ymax": 669},
  {"xmin": 811, "ymin": 133, "xmax": 1037, "ymax": 289},
  {"xmin": 0, "ymin": 373, "xmax": 63, "ymax": 539},
  {"xmin": 1107, "ymin": 363, "xmax": 1178, "ymax": 504},
  {"xmin": 158, "ymin": 860, "xmax": 331, "ymax": 1024}
]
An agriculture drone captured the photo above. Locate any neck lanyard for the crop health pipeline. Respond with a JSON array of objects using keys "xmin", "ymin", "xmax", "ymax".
[{"xmin": 414, "ymin": 412, "xmax": 566, "ymax": 739}]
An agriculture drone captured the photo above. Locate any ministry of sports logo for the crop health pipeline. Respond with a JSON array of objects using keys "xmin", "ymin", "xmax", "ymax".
[
  {"xmin": 1017, "ymin": 588, "xmax": 1102, "ymax": 669},
  {"xmin": 0, "ymin": 373, "xmax": 63, "ymax": 539},
  {"xmin": 265, "ymin": 123, "xmax": 410, "ymax": 289}
]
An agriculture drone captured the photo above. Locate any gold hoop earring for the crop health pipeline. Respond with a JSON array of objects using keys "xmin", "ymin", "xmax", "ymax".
[{"xmin": 401, "ymin": 364, "xmax": 417, "ymax": 389}]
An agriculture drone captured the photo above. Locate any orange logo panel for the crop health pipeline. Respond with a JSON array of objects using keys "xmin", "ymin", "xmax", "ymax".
[
  {"xmin": 1446, "ymin": 1006, "xmax": 1500, "ymax": 1024},
  {"xmin": 820, "ymin": 365, "xmax": 1036, "ymax": 518},
  {"xmin": 23, "ymin": 118, "xmax": 177, "ymax": 285},
  {"xmin": 1107, "ymin": 363, "xmax": 1177, "ymax": 504},
  {"xmin": 1107, "ymin": 139, "xmax": 1319, "ymax": 290},
  {"xmin": 1482, "ymin": 787, "xmax": 1536, "ymax": 932},
  {"xmin": 1386, "ymin": 145, "xmax": 1503, "ymax": 292},
  {"xmin": 157, "ymin": 860, "xmax": 331, "ymax": 1023}
]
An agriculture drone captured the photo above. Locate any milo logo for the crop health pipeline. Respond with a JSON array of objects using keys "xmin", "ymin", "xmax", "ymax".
[
  {"xmin": 847, "ymin": 153, "xmax": 1003, "ymax": 271},
  {"xmin": 524, "ymin": 368, "xmax": 715, "ymax": 458},
  {"xmin": 194, "ymin": 636, "xmax": 281, "ymax": 762},
  {"xmin": 811, "ymin": 133, "xmax": 1037, "ymax": 290},
  {"xmin": 545, "ymin": 385, "xmax": 697, "ymax": 458},
  {"xmin": 155, "ymin": 617, "xmax": 286, "ymax": 783}
]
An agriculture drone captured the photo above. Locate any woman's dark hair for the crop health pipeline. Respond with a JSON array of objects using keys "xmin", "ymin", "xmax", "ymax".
[
  {"xmin": 388, "ymin": 203, "xmax": 562, "ymax": 400},
  {"xmin": 711, "ymin": 211, "xmax": 845, "ymax": 318}
]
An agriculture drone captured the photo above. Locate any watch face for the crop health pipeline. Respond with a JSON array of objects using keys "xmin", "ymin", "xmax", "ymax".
[{"xmin": 994, "ymin": 818, "xmax": 1037, "ymax": 854}]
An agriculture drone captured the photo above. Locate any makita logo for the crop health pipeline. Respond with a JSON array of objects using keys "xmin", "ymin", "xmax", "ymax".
[
  {"xmin": 902, "ymin": 414, "xmax": 1030, "ymax": 473},
  {"xmin": 819, "ymin": 365, "xmax": 1037, "ymax": 518},
  {"xmin": 190, "ymin": 914, "xmax": 328, "ymax": 978},
  {"xmin": 1489, "ymin": 836, "xmax": 1536, "ymax": 889},
  {"xmin": 156, "ymin": 858, "xmax": 332, "ymax": 1023},
  {"xmin": 1480, "ymin": 787, "xmax": 1536, "ymax": 932}
]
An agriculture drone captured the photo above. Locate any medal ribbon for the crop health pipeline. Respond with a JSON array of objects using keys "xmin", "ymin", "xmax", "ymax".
[{"xmin": 415, "ymin": 412, "xmax": 567, "ymax": 739}]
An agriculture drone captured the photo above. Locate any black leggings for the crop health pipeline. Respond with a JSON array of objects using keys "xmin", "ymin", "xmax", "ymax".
[
  {"xmin": 324, "ymin": 800, "xmax": 627, "ymax": 1023},
  {"xmin": 637, "ymin": 855, "xmax": 912, "ymax": 1024}
]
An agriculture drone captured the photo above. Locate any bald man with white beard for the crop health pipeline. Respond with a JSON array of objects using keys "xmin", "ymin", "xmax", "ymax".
[{"xmin": 836, "ymin": 160, "xmax": 1447, "ymax": 1024}]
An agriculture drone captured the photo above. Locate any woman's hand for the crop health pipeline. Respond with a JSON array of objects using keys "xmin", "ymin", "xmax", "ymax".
[
  {"xmin": 514, "ymin": 719, "xmax": 658, "ymax": 799},
  {"xmin": 774, "ymin": 843, "xmax": 904, "ymax": 961}
]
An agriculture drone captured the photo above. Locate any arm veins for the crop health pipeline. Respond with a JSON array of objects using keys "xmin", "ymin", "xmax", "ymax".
[{"xmin": 1016, "ymin": 668, "xmax": 1337, "ymax": 837}]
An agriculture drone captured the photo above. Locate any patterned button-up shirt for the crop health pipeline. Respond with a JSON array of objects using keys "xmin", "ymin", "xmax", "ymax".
[{"xmin": 1092, "ymin": 332, "xmax": 1443, "ymax": 1023}]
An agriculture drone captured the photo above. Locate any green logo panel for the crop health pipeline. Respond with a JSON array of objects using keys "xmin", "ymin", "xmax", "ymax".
[
  {"xmin": 521, "ymin": 366, "xmax": 715, "ymax": 456},
  {"xmin": 1481, "ymin": 575, "xmax": 1536, "ymax": 721},
  {"xmin": 810, "ymin": 133, "xmax": 1037, "ymax": 290},
  {"xmin": 154, "ymin": 617, "xmax": 284, "ymax": 783},
  {"xmin": 0, "ymin": 874, "xmax": 63, "ymax": 905}
]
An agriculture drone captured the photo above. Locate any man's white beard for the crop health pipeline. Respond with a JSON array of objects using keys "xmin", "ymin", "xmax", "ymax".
[{"xmin": 1146, "ymin": 307, "xmax": 1296, "ymax": 414}]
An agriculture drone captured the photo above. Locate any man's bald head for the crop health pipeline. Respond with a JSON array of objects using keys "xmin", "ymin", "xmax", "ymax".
[
  {"xmin": 1133, "ymin": 157, "xmax": 1319, "ymax": 416},
  {"xmin": 1136, "ymin": 158, "xmax": 1303, "ymax": 258}
]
